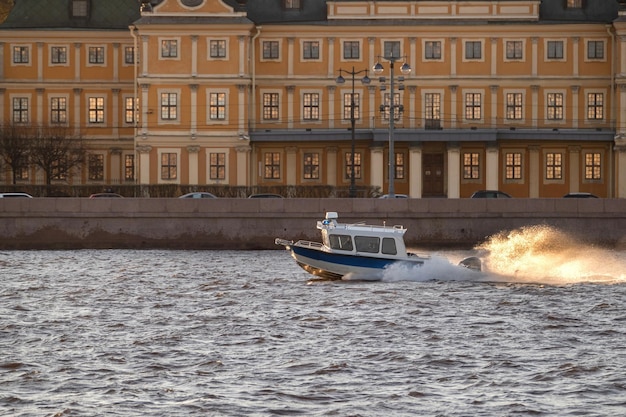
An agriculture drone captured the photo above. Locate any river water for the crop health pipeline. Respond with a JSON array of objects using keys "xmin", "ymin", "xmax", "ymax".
[{"xmin": 1, "ymin": 225, "xmax": 626, "ymax": 416}]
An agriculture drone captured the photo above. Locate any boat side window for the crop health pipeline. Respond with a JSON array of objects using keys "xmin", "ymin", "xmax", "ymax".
[
  {"xmin": 354, "ymin": 236, "xmax": 380, "ymax": 253},
  {"xmin": 329, "ymin": 234, "xmax": 353, "ymax": 251},
  {"xmin": 381, "ymin": 237, "xmax": 397, "ymax": 255}
]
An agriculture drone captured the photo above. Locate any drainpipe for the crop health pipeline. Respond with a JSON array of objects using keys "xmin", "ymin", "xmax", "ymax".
[
  {"xmin": 249, "ymin": 26, "xmax": 261, "ymax": 187},
  {"xmin": 607, "ymin": 24, "xmax": 616, "ymax": 197}
]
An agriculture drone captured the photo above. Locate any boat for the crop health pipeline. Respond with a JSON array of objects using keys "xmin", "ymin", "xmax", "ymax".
[{"xmin": 275, "ymin": 212, "xmax": 481, "ymax": 280}]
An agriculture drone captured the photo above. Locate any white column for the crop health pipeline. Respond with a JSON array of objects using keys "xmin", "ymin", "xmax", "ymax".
[
  {"xmin": 286, "ymin": 146, "xmax": 297, "ymax": 185},
  {"xmin": 73, "ymin": 88, "xmax": 82, "ymax": 136},
  {"xmin": 0, "ymin": 42, "xmax": 4, "ymax": 79},
  {"xmin": 531, "ymin": 37, "xmax": 538, "ymax": 77},
  {"xmin": 408, "ymin": 86, "xmax": 416, "ymax": 129},
  {"xmin": 112, "ymin": 88, "xmax": 120, "ymax": 137},
  {"xmin": 531, "ymin": 85, "xmax": 539, "ymax": 128},
  {"xmin": 368, "ymin": 86, "xmax": 376, "ymax": 129},
  {"xmin": 571, "ymin": 86, "xmax": 579, "ymax": 129},
  {"xmin": 141, "ymin": 36, "xmax": 149, "ymax": 76},
  {"xmin": 191, "ymin": 35, "xmax": 198, "ymax": 77},
  {"xmin": 187, "ymin": 145, "xmax": 199, "ymax": 185},
  {"xmin": 141, "ymin": 84, "xmax": 149, "ymax": 136},
  {"xmin": 450, "ymin": 38, "xmax": 457, "ymax": 77},
  {"xmin": 620, "ymin": 85, "xmax": 626, "ymax": 132},
  {"xmin": 190, "ymin": 84, "xmax": 197, "ymax": 136},
  {"xmin": 36, "ymin": 88, "xmax": 44, "ymax": 124},
  {"xmin": 490, "ymin": 37, "xmax": 497, "ymax": 76},
  {"xmin": 110, "ymin": 148, "xmax": 122, "ymax": 183},
  {"xmin": 74, "ymin": 43, "xmax": 81, "ymax": 81},
  {"xmin": 286, "ymin": 86, "xmax": 294, "ymax": 130},
  {"xmin": 370, "ymin": 146, "xmax": 384, "ymax": 191},
  {"xmin": 37, "ymin": 42, "xmax": 43, "ymax": 82},
  {"xmin": 490, "ymin": 85, "xmax": 498, "ymax": 128},
  {"xmin": 568, "ymin": 146, "xmax": 580, "ymax": 193},
  {"xmin": 449, "ymin": 85, "xmax": 457, "ymax": 129},
  {"xmin": 0, "ymin": 88, "xmax": 5, "ymax": 124},
  {"xmin": 236, "ymin": 145, "xmax": 250, "ymax": 186},
  {"xmin": 572, "ymin": 37, "xmax": 579, "ymax": 77},
  {"xmin": 138, "ymin": 145, "xmax": 152, "ymax": 185},
  {"xmin": 238, "ymin": 84, "xmax": 246, "ymax": 133},
  {"xmin": 447, "ymin": 144, "xmax": 461, "ymax": 198},
  {"xmin": 529, "ymin": 145, "xmax": 539, "ymax": 198},
  {"xmin": 238, "ymin": 36, "xmax": 246, "ymax": 76},
  {"xmin": 113, "ymin": 43, "xmax": 120, "ymax": 82},
  {"xmin": 326, "ymin": 146, "xmax": 337, "ymax": 186},
  {"xmin": 327, "ymin": 86, "xmax": 335, "ymax": 129},
  {"xmin": 485, "ymin": 143, "xmax": 499, "ymax": 190},
  {"xmin": 287, "ymin": 37, "xmax": 294, "ymax": 78},
  {"xmin": 409, "ymin": 144, "xmax": 422, "ymax": 198},
  {"xmin": 620, "ymin": 36, "xmax": 626, "ymax": 75},
  {"xmin": 327, "ymin": 37, "xmax": 334, "ymax": 78}
]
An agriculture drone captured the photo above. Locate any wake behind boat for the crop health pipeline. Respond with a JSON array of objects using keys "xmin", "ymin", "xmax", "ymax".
[{"xmin": 275, "ymin": 212, "xmax": 481, "ymax": 280}]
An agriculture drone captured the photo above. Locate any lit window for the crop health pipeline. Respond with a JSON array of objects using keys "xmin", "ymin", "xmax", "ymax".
[
  {"xmin": 425, "ymin": 93, "xmax": 441, "ymax": 129},
  {"xmin": 161, "ymin": 93, "xmax": 178, "ymax": 120},
  {"xmin": 303, "ymin": 93, "xmax": 319, "ymax": 120},
  {"xmin": 88, "ymin": 97, "xmax": 104, "ymax": 123},
  {"xmin": 161, "ymin": 153, "xmax": 177, "ymax": 180},
  {"xmin": 51, "ymin": 47, "xmax": 67, "ymax": 64},
  {"xmin": 263, "ymin": 93, "xmax": 279, "ymax": 120},
  {"xmin": 303, "ymin": 41, "xmax": 319, "ymax": 60},
  {"xmin": 88, "ymin": 154, "xmax": 104, "ymax": 181},
  {"xmin": 13, "ymin": 97, "xmax": 29, "ymax": 123},
  {"xmin": 547, "ymin": 93, "xmax": 563, "ymax": 120},
  {"xmin": 124, "ymin": 47, "xmax": 135, "ymax": 64},
  {"xmin": 210, "ymin": 40, "xmax": 226, "ymax": 58},
  {"xmin": 13, "ymin": 46, "xmax": 29, "ymax": 63},
  {"xmin": 463, "ymin": 153, "xmax": 480, "ymax": 180},
  {"xmin": 125, "ymin": 97, "xmax": 137, "ymax": 124},
  {"xmin": 505, "ymin": 152, "xmax": 522, "ymax": 180},
  {"xmin": 345, "ymin": 152, "xmax": 362, "ymax": 180},
  {"xmin": 209, "ymin": 93, "xmax": 226, "ymax": 120},
  {"xmin": 587, "ymin": 93, "xmax": 603, "ymax": 120},
  {"xmin": 303, "ymin": 152, "xmax": 320, "ymax": 179},
  {"xmin": 546, "ymin": 153, "xmax": 562, "ymax": 180},
  {"xmin": 465, "ymin": 93, "xmax": 481, "ymax": 120},
  {"xmin": 566, "ymin": 0, "xmax": 583, "ymax": 9},
  {"xmin": 125, "ymin": 155, "xmax": 135, "ymax": 181},
  {"xmin": 506, "ymin": 41, "xmax": 523, "ymax": 59},
  {"xmin": 506, "ymin": 93, "xmax": 523, "ymax": 120},
  {"xmin": 209, "ymin": 153, "xmax": 226, "ymax": 180},
  {"xmin": 88, "ymin": 47, "xmax": 105, "ymax": 64},
  {"xmin": 343, "ymin": 93, "xmax": 360, "ymax": 120},
  {"xmin": 584, "ymin": 153, "xmax": 601, "ymax": 180},
  {"xmin": 51, "ymin": 97, "xmax": 67, "ymax": 124},
  {"xmin": 161, "ymin": 40, "xmax": 178, "ymax": 58},
  {"xmin": 395, "ymin": 152, "xmax": 405, "ymax": 180},
  {"xmin": 264, "ymin": 152, "xmax": 281, "ymax": 179}
]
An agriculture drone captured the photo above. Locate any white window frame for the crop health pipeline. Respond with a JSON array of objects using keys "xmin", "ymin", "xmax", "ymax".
[
  {"xmin": 422, "ymin": 38, "xmax": 445, "ymax": 63},
  {"xmin": 10, "ymin": 93, "xmax": 31, "ymax": 124},
  {"xmin": 300, "ymin": 38, "xmax": 323, "ymax": 62},
  {"xmin": 341, "ymin": 39, "xmax": 362, "ymax": 62},
  {"xmin": 584, "ymin": 89, "xmax": 606, "ymax": 123},
  {"xmin": 544, "ymin": 89, "xmax": 567, "ymax": 125},
  {"xmin": 462, "ymin": 39, "xmax": 484, "ymax": 62},
  {"xmin": 158, "ymin": 148, "xmax": 181, "ymax": 184},
  {"xmin": 157, "ymin": 89, "xmax": 181, "ymax": 125},
  {"xmin": 503, "ymin": 89, "xmax": 526, "ymax": 123},
  {"xmin": 49, "ymin": 93, "xmax": 70, "ymax": 125},
  {"xmin": 300, "ymin": 89, "xmax": 323, "ymax": 124},
  {"xmin": 503, "ymin": 39, "xmax": 526, "ymax": 62},
  {"xmin": 159, "ymin": 37, "xmax": 181, "ymax": 61},
  {"xmin": 585, "ymin": 39, "xmax": 606, "ymax": 62},
  {"xmin": 11, "ymin": 44, "xmax": 31, "ymax": 67},
  {"xmin": 462, "ymin": 89, "xmax": 484, "ymax": 123},
  {"xmin": 86, "ymin": 44, "xmax": 106, "ymax": 67},
  {"xmin": 49, "ymin": 44, "xmax": 70, "ymax": 66},
  {"xmin": 206, "ymin": 88, "xmax": 229, "ymax": 124},
  {"xmin": 261, "ymin": 39, "xmax": 282, "ymax": 62},
  {"xmin": 206, "ymin": 148, "xmax": 230, "ymax": 185},
  {"xmin": 207, "ymin": 38, "xmax": 229, "ymax": 61},
  {"xmin": 260, "ymin": 89, "xmax": 282, "ymax": 123},
  {"xmin": 544, "ymin": 38, "xmax": 567, "ymax": 62},
  {"xmin": 86, "ymin": 95, "xmax": 107, "ymax": 125}
]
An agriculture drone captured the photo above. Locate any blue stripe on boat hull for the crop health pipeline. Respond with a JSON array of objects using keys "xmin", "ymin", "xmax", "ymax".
[{"xmin": 290, "ymin": 245, "xmax": 423, "ymax": 279}]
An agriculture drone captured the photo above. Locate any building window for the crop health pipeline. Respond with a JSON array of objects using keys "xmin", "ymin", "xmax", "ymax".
[
  {"xmin": 88, "ymin": 97, "xmax": 104, "ymax": 123},
  {"xmin": 343, "ymin": 41, "xmax": 359, "ymax": 59},
  {"xmin": 161, "ymin": 93, "xmax": 178, "ymax": 120},
  {"xmin": 209, "ymin": 93, "xmax": 226, "ymax": 120},
  {"xmin": 51, "ymin": 97, "xmax": 67, "ymax": 124},
  {"xmin": 505, "ymin": 152, "xmax": 522, "ymax": 180},
  {"xmin": 343, "ymin": 93, "xmax": 360, "ymax": 120},
  {"xmin": 263, "ymin": 41, "xmax": 279, "ymax": 59},
  {"xmin": 88, "ymin": 154, "xmax": 104, "ymax": 181},
  {"xmin": 547, "ymin": 41, "xmax": 564, "ymax": 59},
  {"xmin": 264, "ymin": 152, "xmax": 281, "ymax": 179},
  {"xmin": 546, "ymin": 153, "xmax": 562, "ymax": 180},
  {"xmin": 547, "ymin": 93, "xmax": 564, "ymax": 120},
  {"xmin": 88, "ymin": 46, "xmax": 104, "ymax": 64},
  {"xmin": 161, "ymin": 40, "xmax": 178, "ymax": 58},
  {"xmin": 16, "ymin": 163, "xmax": 29, "ymax": 181},
  {"xmin": 345, "ymin": 152, "xmax": 362, "ymax": 180},
  {"xmin": 587, "ymin": 93, "xmax": 603, "ymax": 120},
  {"xmin": 12, "ymin": 97, "xmax": 28, "ymax": 123},
  {"xmin": 425, "ymin": 93, "xmax": 441, "ymax": 129},
  {"xmin": 425, "ymin": 41, "xmax": 441, "ymax": 60},
  {"xmin": 125, "ymin": 97, "xmax": 137, "ymax": 124},
  {"xmin": 72, "ymin": 0, "xmax": 88, "ymax": 17},
  {"xmin": 209, "ymin": 152, "xmax": 226, "ymax": 180},
  {"xmin": 210, "ymin": 40, "xmax": 226, "ymax": 58},
  {"xmin": 161, "ymin": 153, "xmax": 177, "ymax": 180},
  {"xmin": 395, "ymin": 152, "xmax": 405, "ymax": 180},
  {"xmin": 383, "ymin": 93, "xmax": 401, "ymax": 121},
  {"xmin": 124, "ymin": 47, "xmax": 135, "ymax": 64},
  {"xmin": 463, "ymin": 153, "xmax": 480, "ymax": 180},
  {"xmin": 506, "ymin": 93, "xmax": 523, "ymax": 120},
  {"xmin": 263, "ymin": 93, "xmax": 279, "ymax": 120},
  {"xmin": 303, "ymin": 152, "xmax": 320, "ymax": 179},
  {"xmin": 13, "ymin": 46, "xmax": 29, "ymax": 64},
  {"xmin": 587, "ymin": 41, "xmax": 604, "ymax": 60},
  {"xmin": 465, "ymin": 93, "xmax": 481, "ymax": 120},
  {"xmin": 51, "ymin": 157, "xmax": 67, "ymax": 181},
  {"xmin": 125, "ymin": 155, "xmax": 135, "ymax": 181},
  {"xmin": 303, "ymin": 41, "xmax": 319, "ymax": 60},
  {"xmin": 506, "ymin": 41, "xmax": 523, "ymax": 59},
  {"xmin": 51, "ymin": 47, "xmax": 67, "ymax": 64},
  {"xmin": 465, "ymin": 41, "xmax": 482, "ymax": 59},
  {"xmin": 384, "ymin": 41, "xmax": 401, "ymax": 58},
  {"xmin": 284, "ymin": 0, "xmax": 300, "ymax": 9},
  {"xmin": 584, "ymin": 153, "xmax": 601, "ymax": 180},
  {"xmin": 303, "ymin": 93, "xmax": 320, "ymax": 120},
  {"xmin": 566, "ymin": 0, "xmax": 583, "ymax": 8}
]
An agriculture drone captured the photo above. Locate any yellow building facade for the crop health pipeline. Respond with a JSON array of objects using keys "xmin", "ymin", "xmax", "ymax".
[{"xmin": 2, "ymin": 0, "xmax": 626, "ymax": 197}]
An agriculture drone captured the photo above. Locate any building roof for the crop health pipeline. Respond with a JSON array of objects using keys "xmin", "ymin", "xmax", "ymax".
[{"xmin": 0, "ymin": 0, "xmax": 140, "ymax": 30}]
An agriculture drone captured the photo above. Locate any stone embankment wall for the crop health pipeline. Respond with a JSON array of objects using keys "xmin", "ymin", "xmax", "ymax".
[{"xmin": 1, "ymin": 198, "xmax": 625, "ymax": 250}]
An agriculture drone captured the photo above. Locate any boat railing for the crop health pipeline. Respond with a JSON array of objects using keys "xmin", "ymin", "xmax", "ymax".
[{"xmin": 295, "ymin": 240, "xmax": 324, "ymax": 249}]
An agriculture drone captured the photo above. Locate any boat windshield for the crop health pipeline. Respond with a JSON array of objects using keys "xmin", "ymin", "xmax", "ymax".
[
  {"xmin": 329, "ymin": 234, "xmax": 353, "ymax": 251},
  {"xmin": 381, "ymin": 237, "xmax": 397, "ymax": 255}
]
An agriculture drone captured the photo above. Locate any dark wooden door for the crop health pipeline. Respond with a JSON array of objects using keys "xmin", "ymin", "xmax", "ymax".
[{"xmin": 423, "ymin": 153, "xmax": 445, "ymax": 197}]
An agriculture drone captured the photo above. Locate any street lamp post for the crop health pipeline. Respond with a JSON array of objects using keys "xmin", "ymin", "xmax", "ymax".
[
  {"xmin": 373, "ymin": 56, "xmax": 411, "ymax": 197},
  {"xmin": 336, "ymin": 67, "xmax": 370, "ymax": 198}
]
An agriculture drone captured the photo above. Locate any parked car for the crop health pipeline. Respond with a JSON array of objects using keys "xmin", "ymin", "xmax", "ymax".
[
  {"xmin": 248, "ymin": 193, "xmax": 283, "ymax": 198},
  {"xmin": 379, "ymin": 194, "xmax": 409, "ymax": 199},
  {"xmin": 89, "ymin": 193, "xmax": 124, "ymax": 198},
  {"xmin": 0, "ymin": 192, "xmax": 33, "ymax": 198},
  {"xmin": 563, "ymin": 192, "xmax": 598, "ymax": 198},
  {"xmin": 179, "ymin": 192, "xmax": 217, "ymax": 199},
  {"xmin": 470, "ymin": 190, "xmax": 512, "ymax": 198}
]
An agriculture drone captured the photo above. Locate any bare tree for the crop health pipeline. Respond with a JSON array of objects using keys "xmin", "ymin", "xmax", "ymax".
[
  {"xmin": 0, "ymin": 122, "xmax": 31, "ymax": 185},
  {"xmin": 29, "ymin": 125, "xmax": 86, "ymax": 186}
]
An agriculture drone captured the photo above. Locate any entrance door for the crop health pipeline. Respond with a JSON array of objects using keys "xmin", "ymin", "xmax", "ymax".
[{"xmin": 422, "ymin": 153, "xmax": 444, "ymax": 197}]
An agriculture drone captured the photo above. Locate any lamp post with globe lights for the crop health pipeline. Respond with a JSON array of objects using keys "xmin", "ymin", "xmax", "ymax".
[{"xmin": 336, "ymin": 67, "xmax": 371, "ymax": 198}]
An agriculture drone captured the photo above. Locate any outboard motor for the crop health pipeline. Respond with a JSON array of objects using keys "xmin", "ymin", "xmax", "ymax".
[{"xmin": 459, "ymin": 256, "xmax": 481, "ymax": 271}]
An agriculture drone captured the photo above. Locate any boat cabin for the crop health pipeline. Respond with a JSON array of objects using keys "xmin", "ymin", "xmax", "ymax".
[{"xmin": 316, "ymin": 212, "xmax": 409, "ymax": 259}]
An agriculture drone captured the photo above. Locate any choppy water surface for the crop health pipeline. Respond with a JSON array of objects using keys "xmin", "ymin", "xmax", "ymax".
[{"xmin": 2, "ymin": 226, "xmax": 626, "ymax": 416}]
